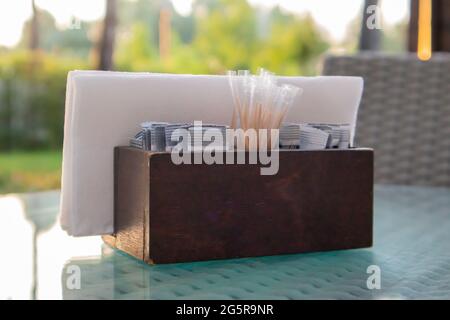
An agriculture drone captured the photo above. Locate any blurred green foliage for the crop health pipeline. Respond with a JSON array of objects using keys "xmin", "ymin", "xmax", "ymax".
[
  {"xmin": 0, "ymin": 150, "xmax": 61, "ymax": 193},
  {"xmin": 115, "ymin": 0, "xmax": 328, "ymax": 75},
  {"xmin": 0, "ymin": 0, "xmax": 329, "ymax": 152},
  {"xmin": 0, "ymin": 52, "xmax": 87, "ymax": 151}
]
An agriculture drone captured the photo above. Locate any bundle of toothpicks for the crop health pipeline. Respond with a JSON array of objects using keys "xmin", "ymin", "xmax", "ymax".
[{"xmin": 227, "ymin": 69, "xmax": 302, "ymax": 150}]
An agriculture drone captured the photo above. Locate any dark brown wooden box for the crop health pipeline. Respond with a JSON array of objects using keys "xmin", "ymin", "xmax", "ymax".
[{"xmin": 103, "ymin": 147, "xmax": 373, "ymax": 264}]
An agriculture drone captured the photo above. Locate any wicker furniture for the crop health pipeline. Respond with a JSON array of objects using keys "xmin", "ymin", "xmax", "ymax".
[{"xmin": 323, "ymin": 53, "xmax": 450, "ymax": 186}]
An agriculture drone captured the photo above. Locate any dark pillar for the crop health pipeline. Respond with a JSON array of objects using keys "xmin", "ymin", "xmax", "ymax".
[
  {"xmin": 359, "ymin": 0, "xmax": 381, "ymax": 51},
  {"xmin": 98, "ymin": 0, "xmax": 117, "ymax": 70}
]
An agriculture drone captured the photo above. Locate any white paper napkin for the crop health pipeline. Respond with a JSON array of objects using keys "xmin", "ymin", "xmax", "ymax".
[{"xmin": 60, "ymin": 71, "xmax": 363, "ymax": 236}]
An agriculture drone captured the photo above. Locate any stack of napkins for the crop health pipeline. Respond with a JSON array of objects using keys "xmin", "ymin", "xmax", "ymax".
[{"xmin": 60, "ymin": 71, "xmax": 363, "ymax": 236}]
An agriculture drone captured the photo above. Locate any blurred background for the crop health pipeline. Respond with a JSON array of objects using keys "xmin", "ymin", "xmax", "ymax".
[{"xmin": 0, "ymin": 0, "xmax": 425, "ymax": 193}]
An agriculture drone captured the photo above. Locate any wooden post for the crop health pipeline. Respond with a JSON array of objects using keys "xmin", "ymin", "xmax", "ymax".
[
  {"xmin": 98, "ymin": 0, "xmax": 117, "ymax": 71},
  {"xmin": 159, "ymin": 8, "xmax": 171, "ymax": 60},
  {"xmin": 408, "ymin": 0, "xmax": 419, "ymax": 52},
  {"xmin": 432, "ymin": 0, "xmax": 450, "ymax": 51},
  {"xmin": 29, "ymin": 0, "xmax": 39, "ymax": 51}
]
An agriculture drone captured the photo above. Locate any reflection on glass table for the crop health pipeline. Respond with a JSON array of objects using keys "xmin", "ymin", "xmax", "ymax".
[{"xmin": 1, "ymin": 185, "xmax": 450, "ymax": 300}]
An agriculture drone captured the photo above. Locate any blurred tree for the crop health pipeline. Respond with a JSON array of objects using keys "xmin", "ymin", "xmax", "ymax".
[
  {"xmin": 117, "ymin": 0, "xmax": 158, "ymax": 48},
  {"xmin": 382, "ymin": 20, "xmax": 408, "ymax": 52},
  {"xmin": 98, "ymin": 0, "xmax": 118, "ymax": 70},
  {"xmin": 117, "ymin": 0, "xmax": 187, "ymax": 51},
  {"xmin": 253, "ymin": 8, "xmax": 328, "ymax": 75},
  {"xmin": 29, "ymin": 0, "xmax": 39, "ymax": 50},
  {"xmin": 339, "ymin": 12, "xmax": 362, "ymax": 53},
  {"xmin": 54, "ymin": 23, "xmax": 92, "ymax": 59},
  {"xmin": 116, "ymin": 22, "xmax": 156, "ymax": 70},
  {"xmin": 19, "ymin": 5, "xmax": 92, "ymax": 59},
  {"xmin": 192, "ymin": 0, "xmax": 327, "ymax": 75},
  {"xmin": 159, "ymin": 7, "xmax": 172, "ymax": 60},
  {"xmin": 0, "ymin": 52, "xmax": 87, "ymax": 150},
  {"xmin": 20, "ymin": 7, "xmax": 58, "ymax": 52},
  {"xmin": 172, "ymin": 13, "xmax": 195, "ymax": 44},
  {"xmin": 193, "ymin": 0, "xmax": 258, "ymax": 72}
]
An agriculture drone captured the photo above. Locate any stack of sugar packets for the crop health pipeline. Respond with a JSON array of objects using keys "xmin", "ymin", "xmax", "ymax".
[
  {"xmin": 280, "ymin": 123, "xmax": 351, "ymax": 150},
  {"xmin": 129, "ymin": 122, "xmax": 228, "ymax": 152}
]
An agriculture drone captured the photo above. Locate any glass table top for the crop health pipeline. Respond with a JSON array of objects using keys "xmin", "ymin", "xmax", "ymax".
[{"xmin": 1, "ymin": 185, "xmax": 450, "ymax": 300}]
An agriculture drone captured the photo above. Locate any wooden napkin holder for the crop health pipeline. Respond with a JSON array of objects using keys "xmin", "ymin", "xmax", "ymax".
[{"xmin": 103, "ymin": 146, "xmax": 373, "ymax": 264}]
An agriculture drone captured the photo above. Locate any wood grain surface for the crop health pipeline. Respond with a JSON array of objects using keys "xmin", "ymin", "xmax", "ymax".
[{"xmin": 108, "ymin": 147, "xmax": 373, "ymax": 264}]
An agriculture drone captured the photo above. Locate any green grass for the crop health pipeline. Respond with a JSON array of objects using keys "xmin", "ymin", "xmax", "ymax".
[{"xmin": 0, "ymin": 150, "xmax": 62, "ymax": 194}]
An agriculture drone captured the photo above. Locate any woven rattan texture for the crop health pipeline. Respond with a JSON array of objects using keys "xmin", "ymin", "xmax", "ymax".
[{"xmin": 323, "ymin": 53, "xmax": 450, "ymax": 186}]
